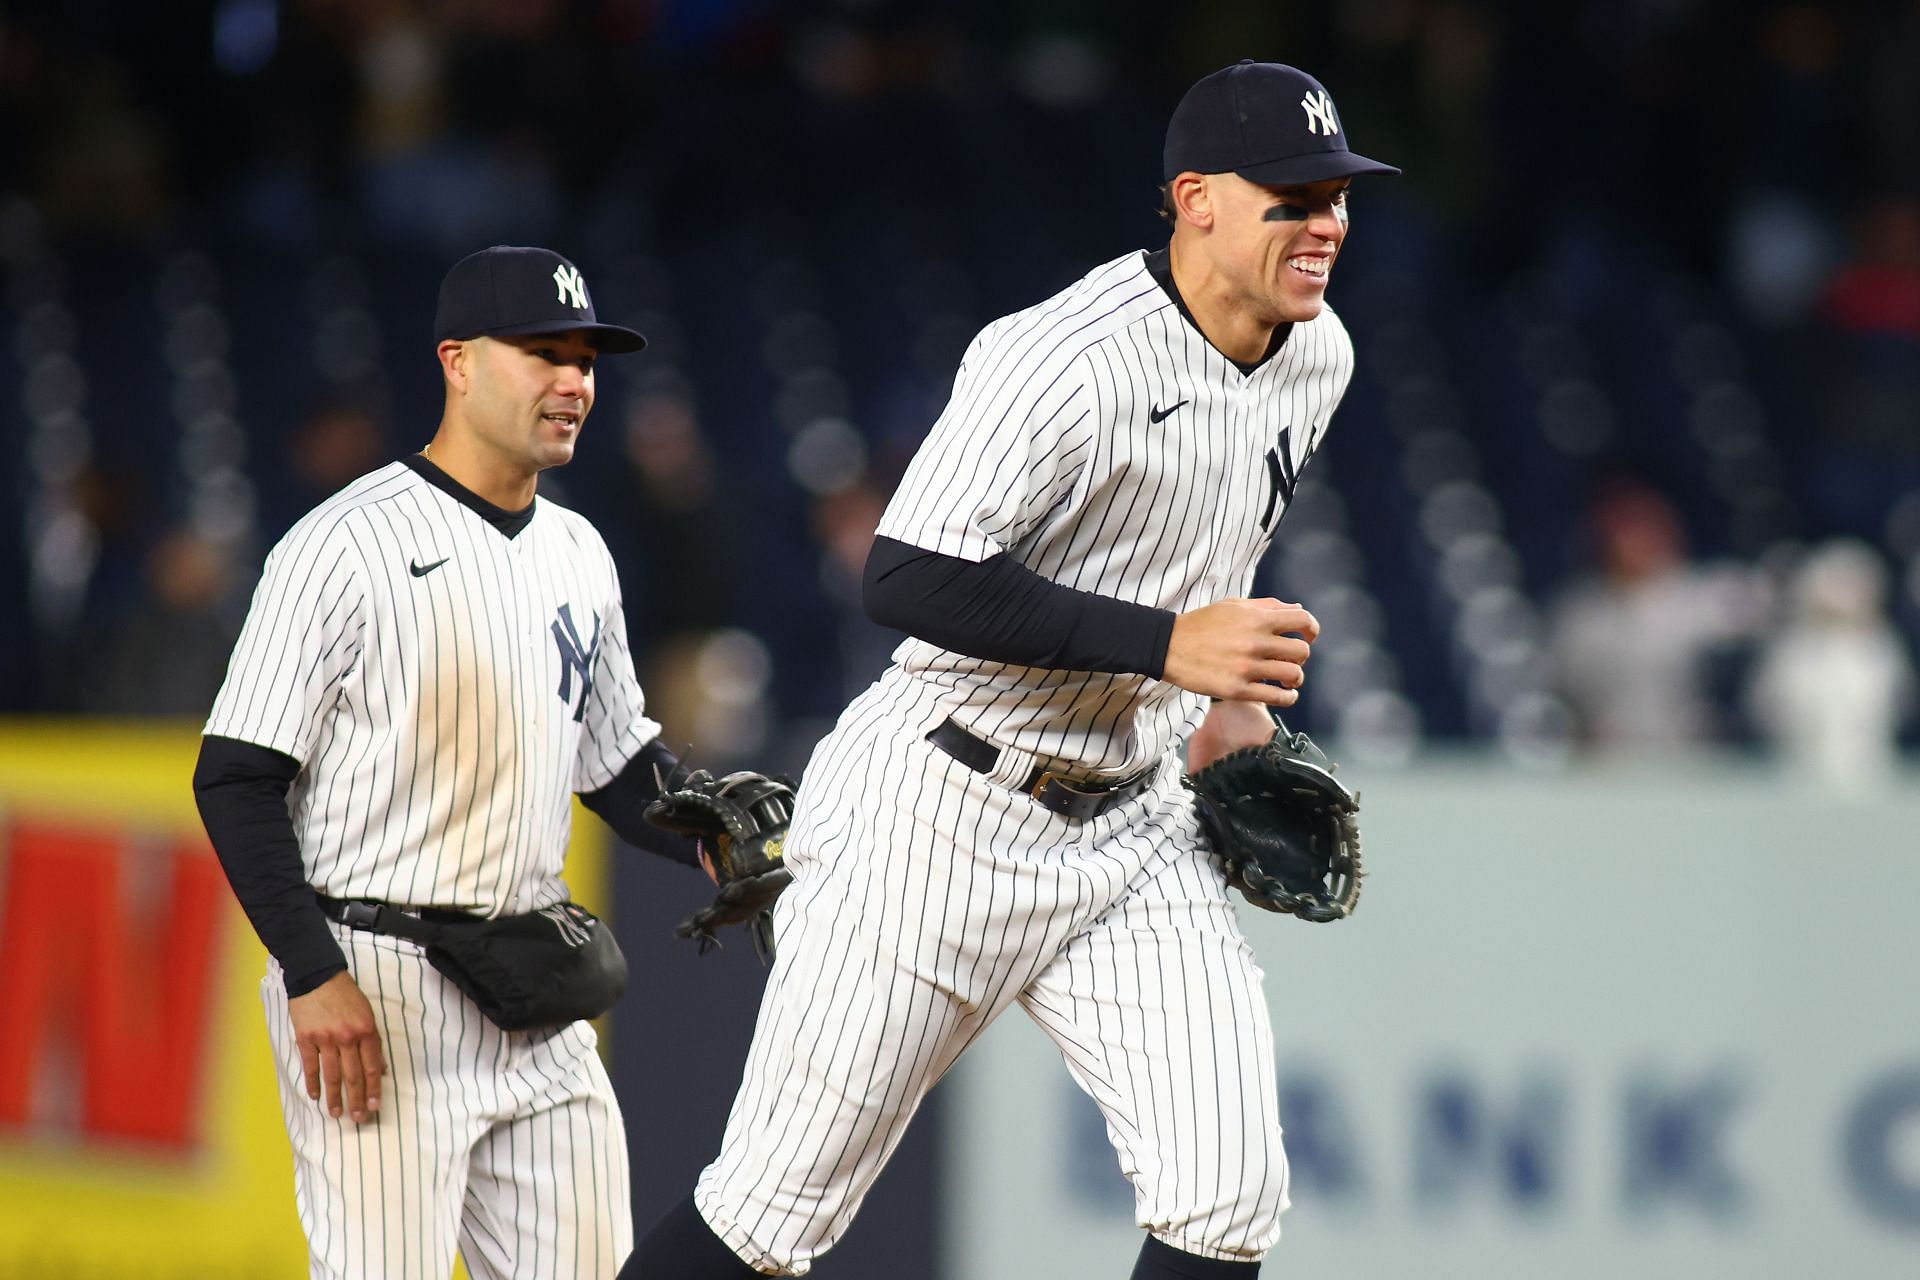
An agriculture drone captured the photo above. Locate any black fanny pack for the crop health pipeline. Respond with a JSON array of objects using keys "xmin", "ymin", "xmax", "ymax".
[{"xmin": 315, "ymin": 893, "xmax": 628, "ymax": 1032}]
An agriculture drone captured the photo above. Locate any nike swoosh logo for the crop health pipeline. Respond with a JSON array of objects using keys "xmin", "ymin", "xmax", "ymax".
[
  {"xmin": 1149, "ymin": 399, "xmax": 1189, "ymax": 423},
  {"xmin": 410, "ymin": 557, "xmax": 450, "ymax": 578}
]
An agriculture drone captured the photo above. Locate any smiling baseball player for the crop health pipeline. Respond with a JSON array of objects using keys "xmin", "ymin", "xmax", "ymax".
[
  {"xmin": 625, "ymin": 61, "xmax": 1397, "ymax": 1279},
  {"xmin": 193, "ymin": 246, "xmax": 785, "ymax": 1278}
]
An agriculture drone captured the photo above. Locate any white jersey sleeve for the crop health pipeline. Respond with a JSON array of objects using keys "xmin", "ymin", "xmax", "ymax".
[
  {"xmin": 205, "ymin": 514, "xmax": 368, "ymax": 764},
  {"xmin": 878, "ymin": 319, "xmax": 1094, "ymax": 562},
  {"xmin": 573, "ymin": 583, "xmax": 659, "ymax": 794}
]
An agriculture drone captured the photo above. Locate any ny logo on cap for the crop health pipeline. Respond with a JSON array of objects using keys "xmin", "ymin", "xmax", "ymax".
[
  {"xmin": 1300, "ymin": 90, "xmax": 1339, "ymax": 137},
  {"xmin": 553, "ymin": 263, "xmax": 589, "ymax": 310}
]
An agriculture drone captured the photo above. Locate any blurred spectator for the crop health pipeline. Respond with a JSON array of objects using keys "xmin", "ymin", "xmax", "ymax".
[
  {"xmin": 614, "ymin": 381, "xmax": 738, "ymax": 650},
  {"xmin": 1724, "ymin": 2, "xmax": 1857, "ymax": 324},
  {"xmin": 1549, "ymin": 479, "xmax": 1767, "ymax": 751},
  {"xmin": 80, "ymin": 527, "xmax": 241, "ymax": 716},
  {"xmin": 26, "ymin": 57, "xmax": 173, "ymax": 236},
  {"xmin": 249, "ymin": 397, "xmax": 390, "ymax": 540},
  {"xmin": 1821, "ymin": 197, "xmax": 1920, "ymax": 343},
  {"xmin": 39, "ymin": 462, "xmax": 154, "ymax": 670},
  {"xmin": 348, "ymin": 0, "xmax": 571, "ymax": 249},
  {"xmin": 1800, "ymin": 197, "xmax": 1920, "ymax": 537},
  {"xmin": 637, "ymin": 628, "xmax": 776, "ymax": 773},
  {"xmin": 1748, "ymin": 540, "xmax": 1914, "ymax": 791},
  {"xmin": 291, "ymin": 397, "xmax": 387, "ymax": 497}
]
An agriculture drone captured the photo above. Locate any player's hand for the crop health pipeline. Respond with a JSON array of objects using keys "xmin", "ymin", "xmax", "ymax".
[
  {"xmin": 1187, "ymin": 698, "xmax": 1280, "ymax": 773},
  {"xmin": 288, "ymin": 971, "xmax": 386, "ymax": 1124},
  {"xmin": 1162, "ymin": 598, "xmax": 1318, "ymax": 704}
]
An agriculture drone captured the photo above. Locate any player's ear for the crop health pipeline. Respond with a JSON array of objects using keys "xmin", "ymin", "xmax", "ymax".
[
  {"xmin": 437, "ymin": 339, "xmax": 471, "ymax": 392},
  {"xmin": 1169, "ymin": 172, "xmax": 1212, "ymax": 230}
]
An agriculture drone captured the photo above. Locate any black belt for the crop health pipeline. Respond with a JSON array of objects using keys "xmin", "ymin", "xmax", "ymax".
[
  {"xmin": 315, "ymin": 892, "xmax": 478, "ymax": 945},
  {"xmin": 925, "ymin": 716, "xmax": 1155, "ymax": 821}
]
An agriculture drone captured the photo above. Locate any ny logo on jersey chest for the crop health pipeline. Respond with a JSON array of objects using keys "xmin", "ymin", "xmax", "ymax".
[
  {"xmin": 551, "ymin": 603, "xmax": 602, "ymax": 722},
  {"xmin": 1259, "ymin": 425, "xmax": 1320, "ymax": 534}
]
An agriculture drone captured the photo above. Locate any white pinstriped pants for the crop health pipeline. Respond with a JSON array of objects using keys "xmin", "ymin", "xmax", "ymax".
[
  {"xmin": 263, "ymin": 923, "xmax": 633, "ymax": 1280},
  {"xmin": 695, "ymin": 677, "xmax": 1288, "ymax": 1275}
]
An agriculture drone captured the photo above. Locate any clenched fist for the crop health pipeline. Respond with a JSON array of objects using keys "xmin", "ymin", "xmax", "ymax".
[{"xmin": 1161, "ymin": 598, "xmax": 1318, "ymax": 704}]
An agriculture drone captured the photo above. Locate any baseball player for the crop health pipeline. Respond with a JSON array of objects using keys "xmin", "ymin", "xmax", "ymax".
[
  {"xmin": 193, "ymin": 246, "xmax": 716, "ymax": 1278},
  {"xmin": 625, "ymin": 61, "xmax": 1397, "ymax": 1279}
]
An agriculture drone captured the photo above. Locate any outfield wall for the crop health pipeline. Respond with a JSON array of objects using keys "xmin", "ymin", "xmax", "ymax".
[
  {"xmin": 4, "ymin": 726, "xmax": 1913, "ymax": 1279},
  {"xmin": 942, "ymin": 760, "xmax": 1920, "ymax": 1280},
  {"xmin": 0, "ymin": 723, "xmax": 609, "ymax": 1279}
]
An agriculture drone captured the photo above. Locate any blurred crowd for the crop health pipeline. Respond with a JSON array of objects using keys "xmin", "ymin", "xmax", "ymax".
[{"xmin": 1, "ymin": 0, "xmax": 1916, "ymax": 782}]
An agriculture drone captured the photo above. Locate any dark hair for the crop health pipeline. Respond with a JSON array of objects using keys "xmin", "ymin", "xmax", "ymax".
[{"xmin": 1156, "ymin": 182, "xmax": 1176, "ymax": 225}]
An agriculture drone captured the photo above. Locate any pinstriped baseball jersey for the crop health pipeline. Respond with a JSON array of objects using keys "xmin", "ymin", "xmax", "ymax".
[
  {"xmin": 682, "ymin": 249, "xmax": 1354, "ymax": 1277},
  {"xmin": 206, "ymin": 459, "xmax": 661, "ymax": 913},
  {"xmin": 212, "ymin": 456, "xmax": 651, "ymax": 1279},
  {"xmin": 878, "ymin": 249, "xmax": 1354, "ymax": 775}
]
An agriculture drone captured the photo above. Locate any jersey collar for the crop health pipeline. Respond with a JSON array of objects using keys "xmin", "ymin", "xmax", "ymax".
[
  {"xmin": 1143, "ymin": 246, "xmax": 1291, "ymax": 376},
  {"xmin": 402, "ymin": 454, "xmax": 537, "ymax": 539}
]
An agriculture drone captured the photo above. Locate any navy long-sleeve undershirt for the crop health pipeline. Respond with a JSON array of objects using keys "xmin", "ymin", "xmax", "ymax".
[{"xmin": 861, "ymin": 535, "xmax": 1175, "ymax": 677}]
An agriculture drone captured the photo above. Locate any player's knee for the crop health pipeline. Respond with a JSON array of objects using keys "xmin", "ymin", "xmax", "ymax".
[
  {"xmin": 1238, "ymin": 1131, "xmax": 1292, "ymax": 1245},
  {"xmin": 1155, "ymin": 1133, "xmax": 1290, "ymax": 1258}
]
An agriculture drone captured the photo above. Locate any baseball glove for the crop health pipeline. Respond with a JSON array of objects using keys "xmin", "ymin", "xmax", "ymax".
[
  {"xmin": 644, "ymin": 770, "xmax": 795, "ymax": 958},
  {"xmin": 1185, "ymin": 717, "xmax": 1363, "ymax": 922}
]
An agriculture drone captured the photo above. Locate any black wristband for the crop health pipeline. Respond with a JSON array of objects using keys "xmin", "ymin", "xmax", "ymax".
[{"xmin": 580, "ymin": 738, "xmax": 704, "ymax": 868}]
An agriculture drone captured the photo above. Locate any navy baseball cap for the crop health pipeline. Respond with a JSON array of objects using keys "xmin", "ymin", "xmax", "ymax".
[
  {"xmin": 1163, "ymin": 61, "xmax": 1400, "ymax": 186},
  {"xmin": 433, "ymin": 245, "xmax": 646, "ymax": 353}
]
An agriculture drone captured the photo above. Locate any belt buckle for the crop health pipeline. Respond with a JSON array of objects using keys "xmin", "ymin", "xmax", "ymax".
[
  {"xmin": 339, "ymin": 900, "xmax": 383, "ymax": 929},
  {"xmin": 1031, "ymin": 770, "xmax": 1103, "ymax": 797},
  {"xmin": 1034, "ymin": 770, "xmax": 1108, "ymax": 801}
]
